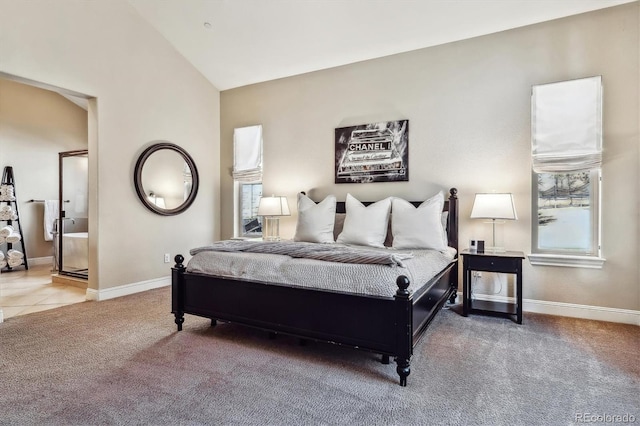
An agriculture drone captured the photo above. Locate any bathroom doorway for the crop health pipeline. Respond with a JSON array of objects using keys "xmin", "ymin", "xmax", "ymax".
[{"xmin": 58, "ymin": 150, "xmax": 89, "ymax": 279}]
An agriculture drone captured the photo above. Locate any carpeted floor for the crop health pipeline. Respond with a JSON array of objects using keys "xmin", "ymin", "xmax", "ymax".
[{"xmin": 0, "ymin": 286, "xmax": 637, "ymax": 425}]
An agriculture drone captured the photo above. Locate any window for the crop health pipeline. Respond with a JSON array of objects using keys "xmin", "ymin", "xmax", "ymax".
[
  {"xmin": 530, "ymin": 76, "xmax": 604, "ymax": 268},
  {"xmin": 239, "ymin": 182, "xmax": 262, "ymax": 237},
  {"xmin": 533, "ymin": 170, "xmax": 600, "ymax": 256}
]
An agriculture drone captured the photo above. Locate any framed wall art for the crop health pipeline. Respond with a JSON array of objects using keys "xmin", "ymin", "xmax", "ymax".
[{"xmin": 335, "ymin": 120, "xmax": 408, "ymax": 184}]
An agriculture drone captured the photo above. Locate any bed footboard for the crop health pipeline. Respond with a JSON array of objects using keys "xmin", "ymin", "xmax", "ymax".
[{"xmin": 171, "ymin": 259, "xmax": 454, "ymax": 386}]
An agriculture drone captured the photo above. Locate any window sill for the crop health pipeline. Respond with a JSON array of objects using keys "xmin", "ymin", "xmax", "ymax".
[{"xmin": 528, "ymin": 253, "xmax": 605, "ymax": 269}]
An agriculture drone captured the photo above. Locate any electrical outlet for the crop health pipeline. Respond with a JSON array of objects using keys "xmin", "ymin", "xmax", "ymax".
[{"xmin": 164, "ymin": 253, "xmax": 170, "ymax": 263}]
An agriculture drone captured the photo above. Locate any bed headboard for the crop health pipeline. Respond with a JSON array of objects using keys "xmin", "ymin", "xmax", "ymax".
[{"xmin": 328, "ymin": 187, "xmax": 459, "ymax": 250}]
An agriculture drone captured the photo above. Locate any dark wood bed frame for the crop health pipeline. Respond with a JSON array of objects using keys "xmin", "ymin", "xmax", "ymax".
[{"xmin": 172, "ymin": 188, "xmax": 459, "ymax": 386}]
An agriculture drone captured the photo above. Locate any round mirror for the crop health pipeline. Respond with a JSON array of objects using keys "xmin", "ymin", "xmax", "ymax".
[{"xmin": 134, "ymin": 142, "xmax": 199, "ymax": 215}]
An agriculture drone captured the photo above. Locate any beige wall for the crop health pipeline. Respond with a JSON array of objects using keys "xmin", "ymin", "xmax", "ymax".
[
  {"xmin": 0, "ymin": 0, "xmax": 220, "ymax": 292},
  {"xmin": 221, "ymin": 4, "xmax": 639, "ymax": 311},
  {"xmin": 0, "ymin": 79, "xmax": 88, "ymax": 259}
]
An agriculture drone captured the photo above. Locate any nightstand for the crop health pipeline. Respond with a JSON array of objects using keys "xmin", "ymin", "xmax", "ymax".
[{"xmin": 461, "ymin": 249, "xmax": 525, "ymax": 324}]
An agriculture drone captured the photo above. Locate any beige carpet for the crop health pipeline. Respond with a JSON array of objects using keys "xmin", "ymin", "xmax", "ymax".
[{"xmin": 0, "ymin": 286, "xmax": 638, "ymax": 425}]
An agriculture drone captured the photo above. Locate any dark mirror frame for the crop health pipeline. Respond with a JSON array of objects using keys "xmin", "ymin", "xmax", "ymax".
[{"xmin": 134, "ymin": 142, "xmax": 199, "ymax": 216}]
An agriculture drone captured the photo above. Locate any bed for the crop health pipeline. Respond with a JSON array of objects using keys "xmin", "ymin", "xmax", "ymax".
[{"xmin": 172, "ymin": 188, "xmax": 459, "ymax": 386}]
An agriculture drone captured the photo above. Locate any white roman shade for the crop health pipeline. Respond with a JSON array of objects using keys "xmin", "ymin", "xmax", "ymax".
[
  {"xmin": 233, "ymin": 125, "xmax": 263, "ymax": 182},
  {"xmin": 531, "ymin": 76, "xmax": 602, "ymax": 173}
]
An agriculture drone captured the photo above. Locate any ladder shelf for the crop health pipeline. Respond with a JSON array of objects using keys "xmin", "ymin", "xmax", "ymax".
[{"xmin": 1, "ymin": 166, "xmax": 29, "ymax": 272}]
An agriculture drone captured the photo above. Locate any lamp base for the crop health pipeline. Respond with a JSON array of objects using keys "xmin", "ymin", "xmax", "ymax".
[
  {"xmin": 484, "ymin": 219, "xmax": 507, "ymax": 253},
  {"xmin": 262, "ymin": 217, "xmax": 281, "ymax": 242}
]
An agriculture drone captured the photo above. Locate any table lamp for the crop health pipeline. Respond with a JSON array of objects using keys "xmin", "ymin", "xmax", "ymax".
[
  {"xmin": 257, "ymin": 195, "xmax": 290, "ymax": 241},
  {"xmin": 470, "ymin": 193, "xmax": 517, "ymax": 252}
]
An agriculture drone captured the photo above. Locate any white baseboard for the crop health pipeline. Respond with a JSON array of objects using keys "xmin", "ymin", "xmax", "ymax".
[
  {"xmin": 27, "ymin": 256, "xmax": 54, "ymax": 266},
  {"xmin": 86, "ymin": 276, "xmax": 170, "ymax": 301},
  {"xmin": 459, "ymin": 292, "xmax": 640, "ymax": 326}
]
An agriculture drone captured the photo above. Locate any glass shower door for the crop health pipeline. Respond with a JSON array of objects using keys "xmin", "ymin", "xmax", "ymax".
[{"xmin": 58, "ymin": 150, "xmax": 89, "ymax": 279}]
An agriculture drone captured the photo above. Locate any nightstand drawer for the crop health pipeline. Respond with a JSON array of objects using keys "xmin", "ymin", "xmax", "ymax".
[{"xmin": 467, "ymin": 256, "xmax": 520, "ymax": 273}]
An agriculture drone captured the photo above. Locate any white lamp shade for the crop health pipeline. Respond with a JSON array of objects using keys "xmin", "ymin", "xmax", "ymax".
[
  {"xmin": 257, "ymin": 196, "xmax": 290, "ymax": 217},
  {"xmin": 470, "ymin": 193, "xmax": 517, "ymax": 220}
]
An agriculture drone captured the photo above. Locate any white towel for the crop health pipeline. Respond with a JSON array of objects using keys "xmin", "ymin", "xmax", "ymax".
[
  {"xmin": 0, "ymin": 210, "xmax": 18, "ymax": 221},
  {"xmin": 0, "ymin": 225, "xmax": 13, "ymax": 237},
  {"xmin": 6, "ymin": 232, "xmax": 21, "ymax": 243},
  {"xmin": 0, "ymin": 206, "xmax": 14, "ymax": 220},
  {"xmin": 44, "ymin": 200, "xmax": 59, "ymax": 242},
  {"xmin": 7, "ymin": 249, "xmax": 23, "ymax": 259},
  {"xmin": 0, "ymin": 184, "xmax": 15, "ymax": 201},
  {"xmin": 0, "ymin": 251, "xmax": 4, "ymax": 261},
  {"xmin": 0, "ymin": 259, "xmax": 6, "ymax": 269},
  {"xmin": 7, "ymin": 257, "xmax": 22, "ymax": 268}
]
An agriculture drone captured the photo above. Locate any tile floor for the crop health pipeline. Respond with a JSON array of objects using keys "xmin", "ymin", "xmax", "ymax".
[{"xmin": 0, "ymin": 263, "xmax": 86, "ymax": 322}]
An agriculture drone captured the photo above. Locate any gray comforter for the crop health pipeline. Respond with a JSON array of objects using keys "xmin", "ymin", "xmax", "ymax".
[
  {"xmin": 190, "ymin": 240, "xmax": 413, "ymax": 267},
  {"xmin": 187, "ymin": 241, "xmax": 457, "ymax": 297}
]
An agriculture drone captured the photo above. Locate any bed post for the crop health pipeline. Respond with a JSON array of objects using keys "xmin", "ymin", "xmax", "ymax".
[
  {"xmin": 394, "ymin": 275, "xmax": 413, "ymax": 386},
  {"xmin": 447, "ymin": 188, "xmax": 458, "ymax": 250},
  {"xmin": 172, "ymin": 254, "xmax": 186, "ymax": 331},
  {"xmin": 448, "ymin": 188, "xmax": 459, "ymax": 304}
]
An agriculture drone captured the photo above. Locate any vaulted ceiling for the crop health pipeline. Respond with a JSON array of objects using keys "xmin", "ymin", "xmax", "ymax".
[{"xmin": 129, "ymin": 0, "xmax": 635, "ymax": 91}]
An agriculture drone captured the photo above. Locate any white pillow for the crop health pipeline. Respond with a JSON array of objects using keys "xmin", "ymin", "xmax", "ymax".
[
  {"xmin": 441, "ymin": 211, "xmax": 449, "ymax": 247},
  {"xmin": 336, "ymin": 194, "xmax": 391, "ymax": 248},
  {"xmin": 293, "ymin": 193, "xmax": 336, "ymax": 243},
  {"xmin": 391, "ymin": 192, "xmax": 447, "ymax": 250}
]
